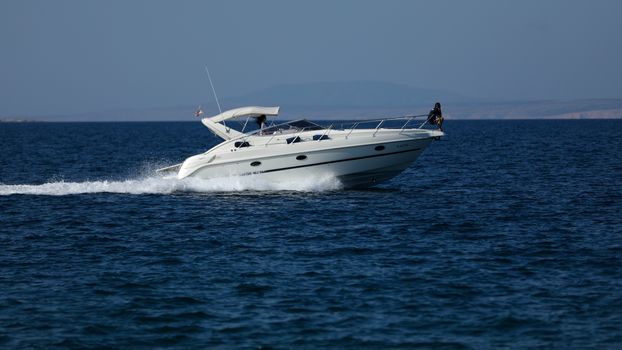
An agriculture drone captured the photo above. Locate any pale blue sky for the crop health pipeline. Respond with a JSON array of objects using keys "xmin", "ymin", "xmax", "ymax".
[{"xmin": 1, "ymin": 0, "xmax": 621, "ymax": 116}]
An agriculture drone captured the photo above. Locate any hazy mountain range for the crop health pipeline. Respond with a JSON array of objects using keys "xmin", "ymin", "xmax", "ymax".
[{"xmin": 2, "ymin": 81, "xmax": 621, "ymax": 122}]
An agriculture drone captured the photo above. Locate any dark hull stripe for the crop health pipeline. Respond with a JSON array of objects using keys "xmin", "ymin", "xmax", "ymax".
[{"xmin": 254, "ymin": 147, "xmax": 423, "ymax": 175}]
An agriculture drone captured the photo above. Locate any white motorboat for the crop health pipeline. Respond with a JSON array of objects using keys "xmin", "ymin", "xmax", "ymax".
[{"xmin": 158, "ymin": 106, "xmax": 444, "ymax": 188}]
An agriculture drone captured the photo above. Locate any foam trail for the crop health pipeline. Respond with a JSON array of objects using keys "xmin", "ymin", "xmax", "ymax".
[{"xmin": 0, "ymin": 174, "xmax": 342, "ymax": 196}]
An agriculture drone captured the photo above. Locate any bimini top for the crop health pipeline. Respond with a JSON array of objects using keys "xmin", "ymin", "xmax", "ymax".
[
  {"xmin": 201, "ymin": 106, "xmax": 280, "ymax": 141},
  {"xmin": 209, "ymin": 106, "xmax": 280, "ymax": 123}
]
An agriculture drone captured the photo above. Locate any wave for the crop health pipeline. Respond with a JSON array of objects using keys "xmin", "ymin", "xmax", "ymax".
[{"xmin": 0, "ymin": 174, "xmax": 342, "ymax": 196}]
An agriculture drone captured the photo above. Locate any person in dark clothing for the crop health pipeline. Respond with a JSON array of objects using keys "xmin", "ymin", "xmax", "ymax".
[
  {"xmin": 256, "ymin": 114, "xmax": 267, "ymax": 134},
  {"xmin": 427, "ymin": 102, "xmax": 444, "ymax": 132}
]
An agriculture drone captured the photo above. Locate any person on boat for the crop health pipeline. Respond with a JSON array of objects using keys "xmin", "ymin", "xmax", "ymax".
[
  {"xmin": 256, "ymin": 114, "xmax": 267, "ymax": 135},
  {"xmin": 427, "ymin": 102, "xmax": 444, "ymax": 132}
]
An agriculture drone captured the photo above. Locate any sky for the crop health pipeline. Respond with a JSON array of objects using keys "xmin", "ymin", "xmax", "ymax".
[{"xmin": 1, "ymin": 0, "xmax": 621, "ymax": 117}]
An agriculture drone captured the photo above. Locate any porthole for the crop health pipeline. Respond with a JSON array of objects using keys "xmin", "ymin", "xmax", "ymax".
[
  {"xmin": 296, "ymin": 155, "xmax": 307, "ymax": 161},
  {"xmin": 250, "ymin": 161, "xmax": 261, "ymax": 167},
  {"xmin": 375, "ymin": 145, "xmax": 385, "ymax": 151}
]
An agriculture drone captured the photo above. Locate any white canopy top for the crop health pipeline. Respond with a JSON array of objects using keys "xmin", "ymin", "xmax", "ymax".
[{"xmin": 209, "ymin": 106, "xmax": 280, "ymax": 123}]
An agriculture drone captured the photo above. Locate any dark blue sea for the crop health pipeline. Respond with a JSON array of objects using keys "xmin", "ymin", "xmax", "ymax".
[{"xmin": 1, "ymin": 120, "xmax": 621, "ymax": 349}]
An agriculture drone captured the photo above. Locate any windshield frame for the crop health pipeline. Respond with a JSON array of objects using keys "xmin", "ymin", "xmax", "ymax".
[{"xmin": 252, "ymin": 119, "xmax": 324, "ymax": 136}]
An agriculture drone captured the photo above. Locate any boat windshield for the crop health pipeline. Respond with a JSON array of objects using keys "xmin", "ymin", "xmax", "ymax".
[{"xmin": 260, "ymin": 119, "xmax": 324, "ymax": 135}]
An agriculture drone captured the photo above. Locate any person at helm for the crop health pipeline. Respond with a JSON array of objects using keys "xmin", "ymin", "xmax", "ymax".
[{"xmin": 256, "ymin": 114, "xmax": 267, "ymax": 135}]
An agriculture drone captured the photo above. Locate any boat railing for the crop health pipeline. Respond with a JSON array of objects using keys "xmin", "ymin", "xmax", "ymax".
[
  {"xmin": 340, "ymin": 114, "xmax": 430, "ymax": 139},
  {"xmin": 316, "ymin": 125, "xmax": 333, "ymax": 142},
  {"xmin": 264, "ymin": 133, "xmax": 278, "ymax": 147},
  {"xmin": 222, "ymin": 113, "xmax": 433, "ymax": 150}
]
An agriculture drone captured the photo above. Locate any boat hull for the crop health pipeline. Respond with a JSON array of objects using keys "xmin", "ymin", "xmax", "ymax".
[{"xmin": 180, "ymin": 138, "xmax": 433, "ymax": 188}]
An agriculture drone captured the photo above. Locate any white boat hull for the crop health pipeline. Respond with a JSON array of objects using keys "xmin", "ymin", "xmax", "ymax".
[{"xmin": 180, "ymin": 137, "xmax": 433, "ymax": 188}]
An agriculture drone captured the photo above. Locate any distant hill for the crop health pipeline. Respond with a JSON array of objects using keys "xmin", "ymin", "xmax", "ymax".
[
  {"xmin": 11, "ymin": 81, "xmax": 622, "ymax": 121},
  {"xmin": 0, "ymin": 117, "xmax": 39, "ymax": 123},
  {"xmin": 445, "ymin": 99, "xmax": 622, "ymax": 119}
]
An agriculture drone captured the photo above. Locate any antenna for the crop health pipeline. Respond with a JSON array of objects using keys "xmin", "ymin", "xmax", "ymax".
[{"xmin": 204, "ymin": 66, "xmax": 222, "ymax": 114}]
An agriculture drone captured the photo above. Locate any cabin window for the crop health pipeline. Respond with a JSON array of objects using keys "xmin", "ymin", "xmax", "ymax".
[
  {"xmin": 250, "ymin": 161, "xmax": 261, "ymax": 167},
  {"xmin": 235, "ymin": 141, "xmax": 251, "ymax": 148},
  {"xmin": 286, "ymin": 136, "xmax": 302, "ymax": 144},
  {"xmin": 296, "ymin": 155, "xmax": 307, "ymax": 161},
  {"xmin": 375, "ymin": 145, "xmax": 385, "ymax": 151},
  {"xmin": 312, "ymin": 134, "xmax": 330, "ymax": 141}
]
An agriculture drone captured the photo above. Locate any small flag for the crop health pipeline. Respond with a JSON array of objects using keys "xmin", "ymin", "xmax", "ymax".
[{"xmin": 194, "ymin": 106, "xmax": 203, "ymax": 117}]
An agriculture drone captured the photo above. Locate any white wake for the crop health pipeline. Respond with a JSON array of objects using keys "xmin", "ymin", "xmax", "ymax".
[{"xmin": 0, "ymin": 174, "xmax": 342, "ymax": 196}]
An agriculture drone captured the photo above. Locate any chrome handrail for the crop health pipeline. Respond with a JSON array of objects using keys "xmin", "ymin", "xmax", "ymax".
[
  {"xmin": 372, "ymin": 120, "xmax": 384, "ymax": 137},
  {"xmin": 400, "ymin": 117, "xmax": 414, "ymax": 131},
  {"xmin": 213, "ymin": 114, "xmax": 432, "ymax": 150},
  {"xmin": 345, "ymin": 122, "xmax": 359, "ymax": 139},
  {"xmin": 317, "ymin": 125, "xmax": 333, "ymax": 141},
  {"xmin": 264, "ymin": 133, "xmax": 277, "ymax": 147},
  {"xmin": 340, "ymin": 114, "xmax": 430, "ymax": 138}
]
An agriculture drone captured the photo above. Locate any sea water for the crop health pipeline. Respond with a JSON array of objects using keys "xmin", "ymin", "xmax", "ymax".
[{"xmin": 1, "ymin": 120, "xmax": 621, "ymax": 348}]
